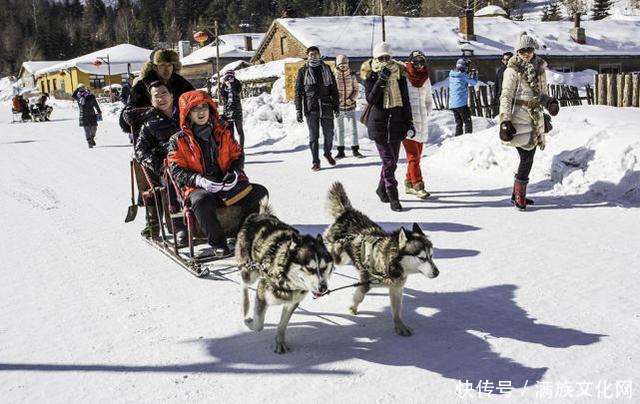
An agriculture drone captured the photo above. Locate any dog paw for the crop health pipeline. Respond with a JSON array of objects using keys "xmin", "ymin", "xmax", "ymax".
[
  {"xmin": 394, "ymin": 322, "xmax": 413, "ymax": 337},
  {"xmin": 349, "ymin": 306, "xmax": 358, "ymax": 315},
  {"xmin": 274, "ymin": 341, "xmax": 290, "ymax": 354}
]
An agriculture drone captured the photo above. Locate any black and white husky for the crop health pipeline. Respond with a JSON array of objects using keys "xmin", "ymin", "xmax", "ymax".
[
  {"xmin": 235, "ymin": 200, "xmax": 334, "ymax": 353},
  {"xmin": 324, "ymin": 182, "xmax": 439, "ymax": 336}
]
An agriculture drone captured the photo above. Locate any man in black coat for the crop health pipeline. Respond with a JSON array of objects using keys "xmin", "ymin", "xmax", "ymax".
[
  {"xmin": 219, "ymin": 70, "xmax": 245, "ymax": 149},
  {"xmin": 71, "ymin": 84, "xmax": 102, "ymax": 148},
  {"xmin": 133, "ymin": 80, "xmax": 186, "ymax": 242},
  {"xmin": 121, "ymin": 49, "xmax": 194, "ymax": 136},
  {"xmin": 494, "ymin": 51, "xmax": 513, "ymax": 111},
  {"xmin": 295, "ymin": 46, "xmax": 340, "ymax": 171}
]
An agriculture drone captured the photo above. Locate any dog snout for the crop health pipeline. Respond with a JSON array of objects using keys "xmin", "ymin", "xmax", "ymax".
[
  {"xmin": 318, "ymin": 282, "xmax": 328, "ymax": 294},
  {"xmin": 429, "ymin": 265, "xmax": 439, "ymax": 279}
]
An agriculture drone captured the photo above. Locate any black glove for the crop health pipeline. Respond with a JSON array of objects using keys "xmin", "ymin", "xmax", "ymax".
[
  {"xmin": 539, "ymin": 94, "xmax": 560, "ymax": 116},
  {"xmin": 407, "ymin": 123, "xmax": 416, "ymax": 139},
  {"xmin": 296, "ymin": 111, "xmax": 304, "ymax": 123},
  {"xmin": 500, "ymin": 121, "xmax": 516, "ymax": 142},
  {"xmin": 378, "ymin": 67, "xmax": 391, "ymax": 81}
]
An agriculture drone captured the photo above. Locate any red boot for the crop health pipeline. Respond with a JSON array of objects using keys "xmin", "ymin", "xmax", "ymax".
[{"xmin": 513, "ymin": 179, "xmax": 528, "ymax": 211}]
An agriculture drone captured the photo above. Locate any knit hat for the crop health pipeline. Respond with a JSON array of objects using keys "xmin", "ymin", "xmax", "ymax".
[
  {"xmin": 224, "ymin": 70, "xmax": 236, "ymax": 80},
  {"xmin": 336, "ymin": 54, "xmax": 349, "ymax": 66},
  {"xmin": 455, "ymin": 58, "xmax": 470, "ymax": 72},
  {"xmin": 514, "ymin": 32, "xmax": 539, "ymax": 51},
  {"xmin": 373, "ymin": 42, "xmax": 392, "ymax": 59}
]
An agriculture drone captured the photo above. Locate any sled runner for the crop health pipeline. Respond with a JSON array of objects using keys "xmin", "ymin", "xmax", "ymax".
[{"xmin": 129, "ymin": 160, "xmax": 242, "ymax": 278}]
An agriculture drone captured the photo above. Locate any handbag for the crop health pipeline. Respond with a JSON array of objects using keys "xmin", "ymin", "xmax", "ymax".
[
  {"xmin": 359, "ymin": 103, "xmax": 372, "ymax": 125},
  {"xmin": 543, "ymin": 113, "xmax": 552, "ymax": 133},
  {"xmin": 218, "ymin": 172, "xmax": 253, "ymax": 206}
]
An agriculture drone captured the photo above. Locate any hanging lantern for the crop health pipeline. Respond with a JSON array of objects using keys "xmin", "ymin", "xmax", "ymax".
[
  {"xmin": 193, "ymin": 30, "xmax": 209, "ymax": 44},
  {"xmin": 93, "ymin": 59, "xmax": 103, "ymax": 68}
]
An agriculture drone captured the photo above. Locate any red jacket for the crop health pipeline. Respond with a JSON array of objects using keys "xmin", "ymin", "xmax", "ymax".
[{"xmin": 167, "ymin": 90, "xmax": 243, "ymax": 198}]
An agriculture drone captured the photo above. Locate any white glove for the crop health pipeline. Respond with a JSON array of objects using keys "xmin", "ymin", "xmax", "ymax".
[
  {"xmin": 195, "ymin": 175, "xmax": 223, "ymax": 193},
  {"xmin": 221, "ymin": 171, "xmax": 239, "ymax": 191}
]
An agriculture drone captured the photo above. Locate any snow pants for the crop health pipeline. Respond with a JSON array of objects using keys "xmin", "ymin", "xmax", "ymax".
[
  {"xmin": 452, "ymin": 106, "xmax": 472, "ymax": 136},
  {"xmin": 229, "ymin": 115, "xmax": 245, "ymax": 150},
  {"xmin": 402, "ymin": 139, "xmax": 424, "ymax": 185},
  {"xmin": 375, "ymin": 140, "xmax": 402, "ymax": 189},
  {"xmin": 306, "ymin": 114, "xmax": 335, "ymax": 164},
  {"xmin": 83, "ymin": 125, "xmax": 97, "ymax": 142}
]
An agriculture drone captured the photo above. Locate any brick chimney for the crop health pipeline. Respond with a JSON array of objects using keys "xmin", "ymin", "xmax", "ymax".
[
  {"xmin": 244, "ymin": 36, "xmax": 253, "ymax": 51},
  {"xmin": 570, "ymin": 13, "xmax": 586, "ymax": 44},
  {"xmin": 459, "ymin": 8, "xmax": 476, "ymax": 41}
]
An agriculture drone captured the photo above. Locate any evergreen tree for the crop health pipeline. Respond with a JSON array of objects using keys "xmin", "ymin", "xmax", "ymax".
[
  {"xmin": 542, "ymin": 1, "xmax": 562, "ymax": 21},
  {"xmin": 591, "ymin": 0, "xmax": 613, "ymax": 20}
]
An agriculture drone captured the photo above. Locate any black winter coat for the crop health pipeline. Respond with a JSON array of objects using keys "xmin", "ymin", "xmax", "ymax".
[
  {"xmin": 219, "ymin": 80, "xmax": 243, "ymax": 119},
  {"xmin": 494, "ymin": 64, "xmax": 508, "ymax": 100},
  {"xmin": 72, "ymin": 89, "xmax": 102, "ymax": 127},
  {"xmin": 134, "ymin": 107, "xmax": 180, "ymax": 174},
  {"xmin": 295, "ymin": 62, "xmax": 339, "ymax": 118},
  {"xmin": 363, "ymin": 69, "xmax": 413, "ymax": 144}
]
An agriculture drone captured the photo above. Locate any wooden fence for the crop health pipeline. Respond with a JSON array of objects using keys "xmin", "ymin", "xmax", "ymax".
[
  {"xmin": 594, "ymin": 73, "xmax": 640, "ymax": 107},
  {"xmin": 432, "ymin": 84, "xmax": 594, "ymax": 118}
]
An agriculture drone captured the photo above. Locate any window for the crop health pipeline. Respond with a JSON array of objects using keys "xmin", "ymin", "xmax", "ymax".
[
  {"xmin": 434, "ymin": 69, "xmax": 449, "ymax": 83},
  {"xmin": 599, "ymin": 63, "xmax": 621, "ymax": 74},
  {"xmin": 89, "ymin": 75, "xmax": 106, "ymax": 89},
  {"xmin": 280, "ymin": 36, "xmax": 288, "ymax": 55},
  {"xmin": 552, "ymin": 65, "xmax": 573, "ymax": 73}
]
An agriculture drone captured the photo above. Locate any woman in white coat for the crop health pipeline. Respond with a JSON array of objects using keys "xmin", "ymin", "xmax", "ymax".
[
  {"xmin": 499, "ymin": 32, "xmax": 559, "ymax": 211},
  {"xmin": 403, "ymin": 51, "xmax": 435, "ymax": 199}
]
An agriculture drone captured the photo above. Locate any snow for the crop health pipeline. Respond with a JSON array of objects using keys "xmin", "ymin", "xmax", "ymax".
[
  {"xmin": 35, "ymin": 44, "xmax": 152, "ymax": 77},
  {"xmin": 521, "ymin": 0, "xmax": 640, "ymax": 20},
  {"xmin": 546, "ymin": 68, "xmax": 597, "ymax": 88},
  {"xmin": 276, "ymin": 16, "xmax": 640, "ymax": 57},
  {"xmin": 234, "ymin": 57, "xmax": 303, "ymax": 82},
  {"xmin": 1, "ymin": 91, "xmax": 639, "ymax": 401},
  {"xmin": 20, "ymin": 61, "xmax": 64, "ymax": 75},
  {"xmin": 0, "ymin": 76, "xmax": 18, "ymax": 101},
  {"xmin": 181, "ymin": 34, "xmax": 264, "ymax": 67},
  {"xmin": 475, "ymin": 5, "xmax": 508, "ymax": 17}
]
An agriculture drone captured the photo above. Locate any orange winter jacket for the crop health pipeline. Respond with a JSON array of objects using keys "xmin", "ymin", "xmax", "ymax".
[{"xmin": 167, "ymin": 90, "xmax": 243, "ymax": 199}]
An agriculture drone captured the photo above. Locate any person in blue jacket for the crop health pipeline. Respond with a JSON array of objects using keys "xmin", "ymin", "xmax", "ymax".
[{"xmin": 448, "ymin": 58, "xmax": 478, "ymax": 136}]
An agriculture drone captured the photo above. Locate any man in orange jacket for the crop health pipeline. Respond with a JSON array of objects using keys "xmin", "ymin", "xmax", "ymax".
[{"xmin": 167, "ymin": 90, "xmax": 268, "ymax": 257}]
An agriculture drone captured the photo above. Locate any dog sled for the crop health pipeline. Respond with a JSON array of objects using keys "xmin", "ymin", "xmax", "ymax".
[{"xmin": 125, "ymin": 159, "xmax": 244, "ymax": 278}]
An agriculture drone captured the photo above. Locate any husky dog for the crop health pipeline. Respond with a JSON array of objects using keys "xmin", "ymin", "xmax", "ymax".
[
  {"xmin": 236, "ymin": 200, "xmax": 334, "ymax": 353},
  {"xmin": 324, "ymin": 182, "xmax": 439, "ymax": 336}
]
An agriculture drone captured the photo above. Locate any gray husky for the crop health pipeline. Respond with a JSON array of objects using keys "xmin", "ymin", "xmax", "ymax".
[
  {"xmin": 236, "ymin": 200, "xmax": 334, "ymax": 353},
  {"xmin": 324, "ymin": 182, "xmax": 439, "ymax": 336}
]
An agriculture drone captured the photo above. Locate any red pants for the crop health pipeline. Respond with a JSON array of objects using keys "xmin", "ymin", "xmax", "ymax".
[{"xmin": 402, "ymin": 139, "xmax": 423, "ymax": 185}]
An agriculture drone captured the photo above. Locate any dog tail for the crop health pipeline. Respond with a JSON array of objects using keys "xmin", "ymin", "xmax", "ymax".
[
  {"xmin": 258, "ymin": 196, "xmax": 274, "ymax": 216},
  {"xmin": 327, "ymin": 182, "xmax": 352, "ymax": 219}
]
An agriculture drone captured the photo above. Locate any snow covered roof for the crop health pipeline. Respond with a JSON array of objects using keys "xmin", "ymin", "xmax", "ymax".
[
  {"xmin": 21, "ymin": 61, "xmax": 63, "ymax": 75},
  {"xmin": 181, "ymin": 33, "xmax": 265, "ymax": 66},
  {"xmin": 475, "ymin": 5, "xmax": 508, "ymax": 17},
  {"xmin": 273, "ymin": 16, "xmax": 640, "ymax": 58},
  {"xmin": 35, "ymin": 44, "xmax": 152, "ymax": 77},
  {"xmin": 234, "ymin": 57, "xmax": 303, "ymax": 82}
]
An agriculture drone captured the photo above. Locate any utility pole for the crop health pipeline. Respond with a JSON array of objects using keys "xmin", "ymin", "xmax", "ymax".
[
  {"xmin": 215, "ymin": 20, "xmax": 221, "ymax": 98},
  {"xmin": 379, "ymin": 0, "xmax": 386, "ymax": 42}
]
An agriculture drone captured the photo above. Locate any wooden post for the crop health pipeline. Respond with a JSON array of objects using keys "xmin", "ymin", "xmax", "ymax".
[
  {"xmin": 616, "ymin": 73, "xmax": 624, "ymax": 107},
  {"xmin": 632, "ymin": 74, "xmax": 639, "ymax": 108},
  {"xmin": 594, "ymin": 74, "xmax": 599, "ymax": 104},
  {"xmin": 607, "ymin": 74, "xmax": 615, "ymax": 106},
  {"xmin": 623, "ymin": 73, "xmax": 632, "ymax": 107},
  {"xmin": 597, "ymin": 74, "xmax": 606, "ymax": 105}
]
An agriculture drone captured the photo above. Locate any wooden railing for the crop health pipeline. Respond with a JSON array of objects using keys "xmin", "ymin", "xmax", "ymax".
[{"xmin": 594, "ymin": 73, "xmax": 640, "ymax": 107}]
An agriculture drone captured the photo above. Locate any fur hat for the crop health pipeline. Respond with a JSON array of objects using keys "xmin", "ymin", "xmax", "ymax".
[
  {"xmin": 373, "ymin": 42, "xmax": 392, "ymax": 59},
  {"xmin": 151, "ymin": 49, "xmax": 182, "ymax": 73},
  {"xmin": 514, "ymin": 32, "xmax": 539, "ymax": 51},
  {"xmin": 336, "ymin": 54, "xmax": 349, "ymax": 66}
]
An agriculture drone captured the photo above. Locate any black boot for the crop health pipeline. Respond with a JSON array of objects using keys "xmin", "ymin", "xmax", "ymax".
[
  {"xmin": 335, "ymin": 146, "xmax": 346, "ymax": 159},
  {"xmin": 376, "ymin": 180, "xmax": 389, "ymax": 203},
  {"xmin": 387, "ymin": 187, "xmax": 403, "ymax": 212},
  {"xmin": 352, "ymin": 145, "xmax": 364, "ymax": 158},
  {"xmin": 172, "ymin": 219, "xmax": 188, "ymax": 247}
]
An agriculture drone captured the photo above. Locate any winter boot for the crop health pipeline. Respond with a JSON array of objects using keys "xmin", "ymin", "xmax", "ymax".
[
  {"xmin": 512, "ymin": 178, "xmax": 528, "ymax": 211},
  {"xmin": 412, "ymin": 181, "xmax": 430, "ymax": 200},
  {"xmin": 352, "ymin": 145, "xmax": 365, "ymax": 158},
  {"xmin": 387, "ymin": 187, "xmax": 403, "ymax": 212},
  {"xmin": 405, "ymin": 179, "xmax": 415, "ymax": 195},
  {"xmin": 311, "ymin": 162, "xmax": 320, "ymax": 171},
  {"xmin": 376, "ymin": 180, "xmax": 390, "ymax": 203},
  {"xmin": 324, "ymin": 153, "xmax": 337, "ymax": 166},
  {"xmin": 511, "ymin": 181, "xmax": 535, "ymax": 206},
  {"xmin": 335, "ymin": 146, "xmax": 346, "ymax": 159},
  {"xmin": 172, "ymin": 219, "xmax": 188, "ymax": 248},
  {"xmin": 212, "ymin": 241, "xmax": 232, "ymax": 258},
  {"xmin": 140, "ymin": 216, "xmax": 159, "ymax": 238}
]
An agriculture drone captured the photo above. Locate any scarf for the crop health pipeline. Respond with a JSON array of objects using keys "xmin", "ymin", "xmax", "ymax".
[
  {"xmin": 371, "ymin": 59, "xmax": 402, "ymax": 109},
  {"xmin": 405, "ymin": 62, "xmax": 430, "ymax": 88},
  {"xmin": 510, "ymin": 55, "xmax": 545, "ymax": 150},
  {"xmin": 192, "ymin": 123, "xmax": 220, "ymax": 177},
  {"xmin": 304, "ymin": 61, "xmax": 333, "ymax": 87}
]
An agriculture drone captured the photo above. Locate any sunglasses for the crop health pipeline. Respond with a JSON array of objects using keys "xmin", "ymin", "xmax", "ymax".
[
  {"xmin": 377, "ymin": 55, "xmax": 391, "ymax": 62},
  {"xmin": 518, "ymin": 48, "xmax": 534, "ymax": 54}
]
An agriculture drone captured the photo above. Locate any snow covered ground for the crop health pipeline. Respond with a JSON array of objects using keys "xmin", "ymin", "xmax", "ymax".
[{"xmin": 0, "ymin": 95, "xmax": 639, "ymax": 402}]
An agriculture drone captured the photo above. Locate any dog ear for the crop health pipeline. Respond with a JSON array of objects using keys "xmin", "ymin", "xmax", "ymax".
[
  {"xmin": 316, "ymin": 233, "xmax": 325, "ymax": 244},
  {"xmin": 398, "ymin": 227, "xmax": 408, "ymax": 248},
  {"xmin": 412, "ymin": 222, "xmax": 424, "ymax": 235}
]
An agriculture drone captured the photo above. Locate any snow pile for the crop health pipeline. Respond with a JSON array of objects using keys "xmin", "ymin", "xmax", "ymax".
[
  {"xmin": 235, "ymin": 58, "xmax": 303, "ymax": 82},
  {"xmin": 546, "ymin": 69, "xmax": 596, "ymax": 88},
  {"xmin": 430, "ymin": 106, "xmax": 640, "ymax": 205}
]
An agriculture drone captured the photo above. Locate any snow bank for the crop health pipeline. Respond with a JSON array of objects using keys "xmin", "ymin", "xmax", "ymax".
[
  {"xmin": 0, "ymin": 76, "xmax": 18, "ymax": 101},
  {"xmin": 546, "ymin": 69, "xmax": 596, "ymax": 88},
  {"xmin": 429, "ymin": 106, "xmax": 640, "ymax": 205},
  {"xmin": 235, "ymin": 58, "xmax": 303, "ymax": 82}
]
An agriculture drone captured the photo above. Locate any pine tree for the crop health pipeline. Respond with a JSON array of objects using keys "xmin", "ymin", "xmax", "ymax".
[
  {"xmin": 591, "ymin": 0, "xmax": 613, "ymax": 20},
  {"xmin": 542, "ymin": 1, "xmax": 562, "ymax": 21}
]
